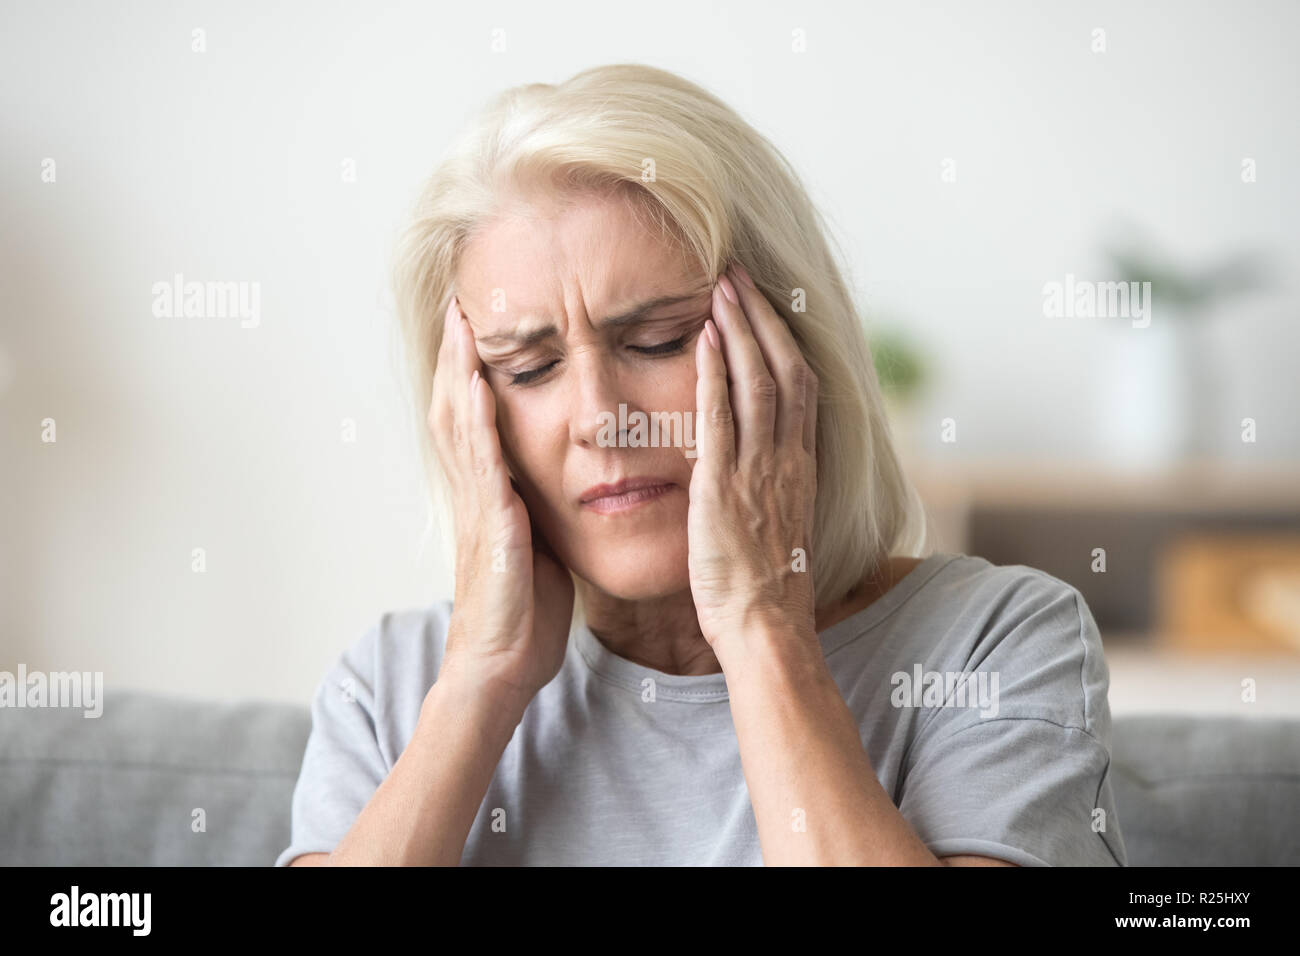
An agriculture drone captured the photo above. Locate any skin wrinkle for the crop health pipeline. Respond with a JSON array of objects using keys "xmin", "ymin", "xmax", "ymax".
[{"xmin": 467, "ymin": 289, "xmax": 713, "ymax": 349}]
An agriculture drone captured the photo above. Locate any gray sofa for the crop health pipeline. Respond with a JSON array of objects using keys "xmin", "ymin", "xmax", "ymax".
[{"xmin": 3, "ymin": 689, "xmax": 1297, "ymax": 866}]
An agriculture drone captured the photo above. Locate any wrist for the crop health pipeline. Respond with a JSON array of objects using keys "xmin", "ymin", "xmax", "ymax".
[
  {"xmin": 426, "ymin": 654, "xmax": 536, "ymax": 729},
  {"xmin": 713, "ymin": 620, "xmax": 828, "ymax": 687}
]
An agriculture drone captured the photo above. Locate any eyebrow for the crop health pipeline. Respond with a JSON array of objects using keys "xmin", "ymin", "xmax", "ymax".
[{"xmin": 468, "ymin": 289, "xmax": 711, "ymax": 347}]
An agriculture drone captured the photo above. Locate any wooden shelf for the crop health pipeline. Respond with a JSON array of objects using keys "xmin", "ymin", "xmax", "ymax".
[{"xmin": 907, "ymin": 458, "xmax": 1300, "ymax": 511}]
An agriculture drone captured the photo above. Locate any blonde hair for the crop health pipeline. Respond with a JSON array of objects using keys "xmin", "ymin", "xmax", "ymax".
[{"xmin": 392, "ymin": 63, "xmax": 929, "ymax": 623}]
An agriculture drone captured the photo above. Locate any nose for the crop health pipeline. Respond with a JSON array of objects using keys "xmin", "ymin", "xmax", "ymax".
[{"xmin": 566, "ymin": 345, "xmax": 633, "ymax": 450}]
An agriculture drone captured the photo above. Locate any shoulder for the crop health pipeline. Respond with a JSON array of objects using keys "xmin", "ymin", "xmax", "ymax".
[
  {"xmin": 374, "ymin": 599, "xmax": 455, "ymax": 671},
  {"xmin": 278, "ymin": 600, "xmax": 455, "ymax": 865},
  {"xmin": 883, "ymin": 556, "xmax": 1125, "ymax": 865},
  {"xmin": 923, "ymin": 553, "xmax": 1084, "ymax": 615},
  {"xmin": 904, "ymin": 553, "xmax": 1109, "ymax": 739},
  {"xmin": 315, "ymin": 599, "xmax": 454, "ymax": 728}
]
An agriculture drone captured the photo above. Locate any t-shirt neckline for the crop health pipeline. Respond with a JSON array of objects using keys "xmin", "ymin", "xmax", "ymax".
[{"xmin": 572, "ymin": 552, "xmax": 960, "ymax": 703}]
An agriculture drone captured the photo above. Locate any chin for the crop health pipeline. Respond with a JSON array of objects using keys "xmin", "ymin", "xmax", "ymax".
[{"xmin": 567, "ymin": 532, "xmax": 691, "ymax": 602}]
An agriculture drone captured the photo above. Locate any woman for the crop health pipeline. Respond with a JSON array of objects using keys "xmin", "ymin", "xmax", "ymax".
[{"xmin": 277, "ymin": 64, "xmax": 1126, "ymax": 867}]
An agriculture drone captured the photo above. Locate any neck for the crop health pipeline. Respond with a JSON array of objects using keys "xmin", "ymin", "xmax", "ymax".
[
  {"xmin": 578, "ymin": 584, "xmax": 720, "ymax": 676},
  {"xmin": 576, "ymin": 557, "xmax": 908, "ymax": 677}
]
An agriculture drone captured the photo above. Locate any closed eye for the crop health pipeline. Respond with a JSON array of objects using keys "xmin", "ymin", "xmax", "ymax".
[
  {"xmin": 629, "ymin": 334, "xmax": 689, "ymax": 356},
  {"xmin": 507, "ymin": 335, "xmax": 691, "ymax": 387},
  {"xmin": 508, "ymin": 361, "xmax": 559, "ymax": 386}
]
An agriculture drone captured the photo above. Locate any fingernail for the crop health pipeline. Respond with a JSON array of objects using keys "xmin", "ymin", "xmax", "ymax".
[
  {"xmin": 470, "ymin": 368, "xmax": 479, "ymax": 393},
  {"xmin": 718, "ymin": 273, "xmax": 738, "ymax": 305},
  {"xmin": 704, "ymin": 318, "xmax": 719, "ymax": 350},
  {"xmin": 733, "ymin": 263, "xmax": 756, "ymax": 289}
]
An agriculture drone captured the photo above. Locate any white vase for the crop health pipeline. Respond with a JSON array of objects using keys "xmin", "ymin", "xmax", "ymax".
[{"xmin": 1097, "ymin": 319, "xmax": 1190, "ymax": 471}]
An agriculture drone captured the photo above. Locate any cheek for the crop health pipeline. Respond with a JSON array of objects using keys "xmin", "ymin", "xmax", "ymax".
[
  {"xmin": 642, "ymin": 354, "xmax": 700, "ymax": 412},
  {"xmin": 493, "ymin": 391, "xmax": 559, "ymax": 484}
]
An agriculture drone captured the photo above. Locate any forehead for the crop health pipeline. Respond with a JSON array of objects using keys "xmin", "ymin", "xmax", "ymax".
[{"xmin": 454, "ymin": 190, "xmax": 700, "ymax": 328}]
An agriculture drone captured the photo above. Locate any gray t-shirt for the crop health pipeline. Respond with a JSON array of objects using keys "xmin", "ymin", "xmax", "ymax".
[{"xmin": 275, "ymin": 552, "xmax": 1127, "ymax": 866}]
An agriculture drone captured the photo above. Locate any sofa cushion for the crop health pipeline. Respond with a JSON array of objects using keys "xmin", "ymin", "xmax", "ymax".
[
  {"xmin": 1109, "ymin": 714, "xmax": 1300, "ymax": 865},
  {"xmin": 0, "ymin": 690, "xmax": 310, "ymax": 866},
  {"xmin": 2, "ymin": 691, "xmax": 1297, "ymax": 865}
]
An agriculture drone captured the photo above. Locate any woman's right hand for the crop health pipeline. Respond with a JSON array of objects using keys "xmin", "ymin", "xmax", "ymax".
[{"xmin": 426, "ymin": 295, "xmax": 575, "ymax": 705}]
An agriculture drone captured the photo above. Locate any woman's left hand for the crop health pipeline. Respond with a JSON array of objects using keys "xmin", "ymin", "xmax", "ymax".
[{"xmin": 687, "ymin": 262, "xmax": 820, "ymax": 658}]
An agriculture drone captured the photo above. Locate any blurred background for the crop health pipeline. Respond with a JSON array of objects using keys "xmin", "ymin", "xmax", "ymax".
[{"xmin": 2, "ymin": 0, "xmax": 1297, "ymax": 713}]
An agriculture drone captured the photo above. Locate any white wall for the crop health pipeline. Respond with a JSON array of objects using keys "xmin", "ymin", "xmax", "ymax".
[{"xmin": 2, "ymin": 0, "xmax": 1297, "ymax": 703}]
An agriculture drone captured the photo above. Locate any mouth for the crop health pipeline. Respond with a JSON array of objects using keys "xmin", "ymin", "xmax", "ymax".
[{"xmin": 579, "ymin": 477, "xmax": 679, "ymax": 514}]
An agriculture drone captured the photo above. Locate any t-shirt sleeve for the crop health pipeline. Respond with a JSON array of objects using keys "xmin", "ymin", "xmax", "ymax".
[
  {"xmin": 274, "ymin": 621, "xmax": 389, "ymax": 866},
  {"xmin": 895, "ymin": 570, "xmax": 1128, "ymax": 867}
]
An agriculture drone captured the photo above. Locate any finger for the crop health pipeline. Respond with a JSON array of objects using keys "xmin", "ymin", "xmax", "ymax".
[
  {"xmin": 429, "ymin": 295, "xmax": 461, "ymax": 488},
  {"xmin": 711, "ymin": 272, "xmax": 775, "ymax": 460},
  {"xmin": 694, "ymin": 317, "xmax": 735, "ymax": 472},
  {"xmin": 727, "ymin": 263, "xmax": 815, "ymax": 455},
  {"xmin": 466, "ymin": 367, "xmax": 514, "ymax": 512},
  {"xmin": 449, "ymin": 299, "xmax": 482, "ymax": 476},
  {"xmin": 802, "ymin": 357, "xmax": 818, "ymax": 457}
]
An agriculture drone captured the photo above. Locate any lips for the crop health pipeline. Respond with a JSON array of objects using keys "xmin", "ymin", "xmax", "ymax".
[{"xmin": 579, "ymin": 476, "xmax": 677, "ymax": 505}]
